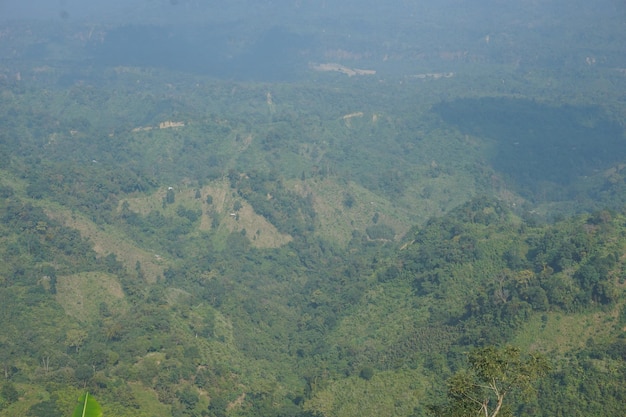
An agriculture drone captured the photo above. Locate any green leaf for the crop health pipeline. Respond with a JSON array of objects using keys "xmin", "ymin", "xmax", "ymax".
[{"xmin": 71, "ymin": 392, "xmax": 102, "ymax": 417}]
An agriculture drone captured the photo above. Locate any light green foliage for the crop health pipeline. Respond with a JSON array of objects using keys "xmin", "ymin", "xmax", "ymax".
[
  {"xmin": 71, "ymin": 392, "xmax": 102, "ymax": 417},
  {"xmin": 305, "ymin": 369, "xmax": 425, "ymax": 417}
]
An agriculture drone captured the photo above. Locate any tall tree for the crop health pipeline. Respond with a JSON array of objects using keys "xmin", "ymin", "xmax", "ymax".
[{"xmin": 432, "ymin": 346, "xmax": 550, "ymax": 417}]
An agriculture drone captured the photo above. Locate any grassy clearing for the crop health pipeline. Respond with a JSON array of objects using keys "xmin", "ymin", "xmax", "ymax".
[
  {"xmin": 122, "ymin": 180, "xmax": 292, "ymax": 249},
  {"xmin": 304, "ymin": 368, "xmax": 426, "ymax": 417},
  {"xmin": 198, "ymin": 181, "xmax": 292, "ymax": 248},
  {"xmin": 56, "ymin": 271, "xmax": 127, "ymax": 322},
  {"xmin": 295, "ymin": 178, "xmax": 414, "ymax": 245},
  {"xmin": 45, "ymin": 207, "xmax": 166, "ymax": 283},
  {"xmin": 513, "ymin": 309, "xmax": 620, "ymax": 354}
]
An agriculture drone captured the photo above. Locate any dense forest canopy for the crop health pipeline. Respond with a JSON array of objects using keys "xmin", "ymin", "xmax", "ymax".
[{"xmin": 0, "ymin": 1, "xmax": 625, "ymax": 416}]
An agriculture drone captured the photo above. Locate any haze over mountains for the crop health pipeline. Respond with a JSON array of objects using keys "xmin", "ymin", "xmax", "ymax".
[{"xmin": 0, "ymin": 1, "xmax": 625, "ymax": 417}]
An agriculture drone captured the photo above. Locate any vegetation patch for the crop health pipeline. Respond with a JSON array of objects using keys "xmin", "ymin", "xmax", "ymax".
[
  {"xmin": 298, "ymin": 178, "xmax": 411, "ymax": 245},
  {"xmin": 304, "ymin": 369, "xmax": 425, "ymax": 417},
  {"xmin": 514, "ymin": 309, "xmax": 622, "ymax": 354},
  {"xmin": 434, "ymin": 98, "xmax": 626, "ymax": 197},
  {"xmin": 200, "ymin": 181, "xmax": 293, "ymax": 248},
  {"xmin": 45, "ymin": 208, "xmax": 165, "ymax": 283},
  {"xmin": 56, "ymin": 272, "xmax": 127, "ymax": 322}
]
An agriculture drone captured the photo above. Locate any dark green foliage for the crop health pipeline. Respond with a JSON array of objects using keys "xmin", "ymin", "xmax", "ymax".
[
  {"xmin": 535, "ymin": 350, "xmax": 626, "ymax": 417},
  {"xmin": 342, "ymin": 192, "xmax": 356, "ymax": 209},
  {"xmin": 74, "ymin": 364, "xmax": 95, "ymax": 384},
  {"xmin": 378, "ymin": 265, "xmax": 401, "ymax": 282},
  {"xmin": 27, "ymin": 400, "xmax": 62, "ymax": 417},
  {"xmin": 433, "ymin": 98, "xmax": 626, "ymax": 196},
  {"xmin": 230, "ymin": 169, "xmax": 317, "ymax": 236},
  {"xmin": 207, "ymin": 397, "xmax": 229, "ymax": 417},
  {"xmin": 0, "ymin": 383, "xmax": 18, "ymax": 405},
  {"xmin": 176, "ymin": 206, "xmax": 202, "ymax": 223},
  {"xmin": 0, "ymin": 185, "xmax": 14, "ymax": 199},
  {"xmin": 359, "ymin": 366, "xmax": 374, "ymax": 380},
  {"xmin": 176, "ymin": 386, "xmax": 199, "ymax": 410},
  {"xmin": 365, "ymin": 223, "xmax": 395, "ymax": 240},
  {"xmin": 166, "ymin": 188, "xmax": 176, "ymax": 204}
]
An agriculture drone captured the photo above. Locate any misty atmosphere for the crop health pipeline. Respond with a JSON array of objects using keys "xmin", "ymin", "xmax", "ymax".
[{"xmin": 0, "ymin": 1, "xmax": 625, "ymax": 416}]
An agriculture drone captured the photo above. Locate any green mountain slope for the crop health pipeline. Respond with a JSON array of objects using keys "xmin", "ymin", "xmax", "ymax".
[
  {"xmin": 0, "ymin": 13, "xmax": 625, "ymax": 417},
  {"xmin": 1, "ymin": 181, "xmax": 625, "ymax": 416}
]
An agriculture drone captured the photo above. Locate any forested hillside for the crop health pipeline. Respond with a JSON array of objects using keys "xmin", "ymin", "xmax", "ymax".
[{"xmin": 1, "ymin": 3, "xmax": 625, "ymax": 416}]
